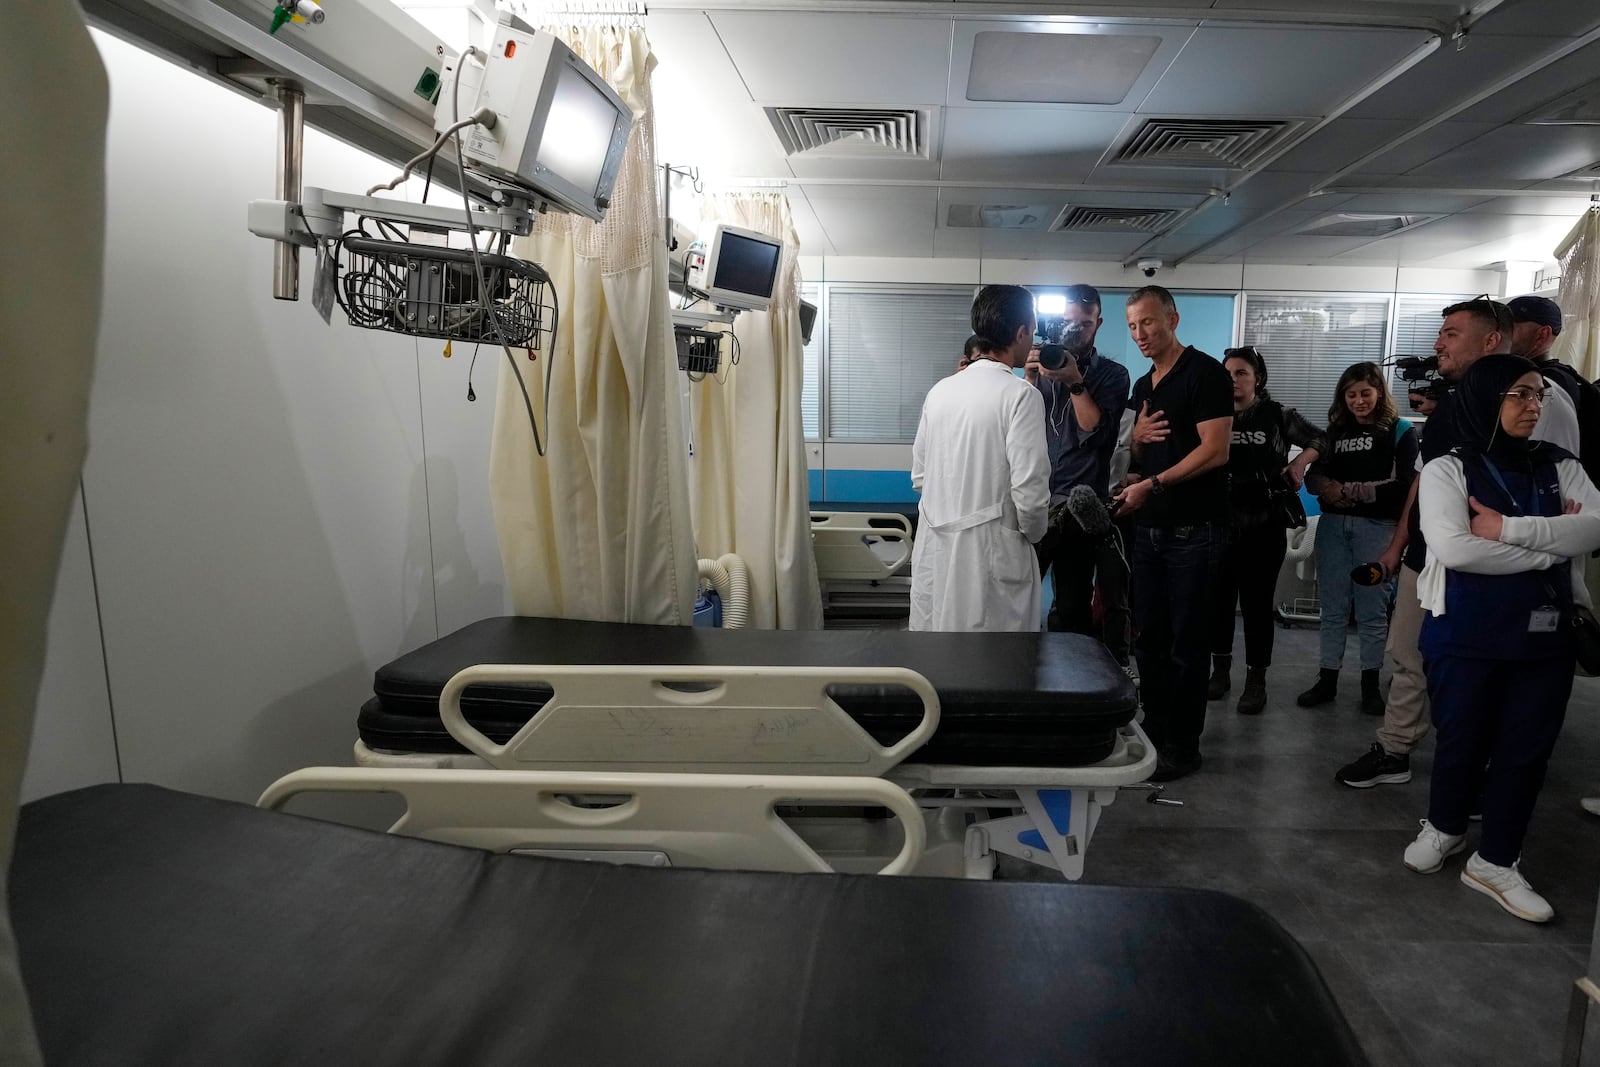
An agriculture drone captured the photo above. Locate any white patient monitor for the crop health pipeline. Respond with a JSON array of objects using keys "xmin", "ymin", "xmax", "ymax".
[
  {"xmin": 688, "ymin": 223, "xmax": 784, "ymax": 312},
  {"xmin": 444, "ymin": 15, "xmax": 634, "ymax": 221}
]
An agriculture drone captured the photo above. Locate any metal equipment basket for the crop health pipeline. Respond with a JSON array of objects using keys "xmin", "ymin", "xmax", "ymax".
[{"xmin": 336, "ymin": 237, "xmax": 555, "ymax": 348}]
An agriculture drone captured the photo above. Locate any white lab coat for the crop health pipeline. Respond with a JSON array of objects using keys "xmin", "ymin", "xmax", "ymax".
[{"xmin": 909, "ymin": 360, "xmax": 1051, "ymax": 631}]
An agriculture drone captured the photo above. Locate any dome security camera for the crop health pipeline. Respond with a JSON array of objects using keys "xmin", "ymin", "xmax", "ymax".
[{"xmin": 1138, "ymin": 258, "xmax": 1163, "ymax": 278}]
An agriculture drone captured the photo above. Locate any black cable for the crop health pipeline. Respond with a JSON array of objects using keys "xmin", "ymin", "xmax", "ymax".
[
  {"xmin": 450, "ymin": 53, "xmax": 550, "ymax": 455},
  {"xmin": 422, "ymin": 151, "xmax": 435, "ymax": 203}
]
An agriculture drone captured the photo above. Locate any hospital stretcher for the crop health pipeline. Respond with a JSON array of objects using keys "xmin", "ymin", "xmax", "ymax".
[
  {"xmin": 11, "ymin": 784, "xmax": 1369, "ymax": 1065},
  {"xmin": 303, "ymin": 617, "xmax": 1152, "ymax": 879}
]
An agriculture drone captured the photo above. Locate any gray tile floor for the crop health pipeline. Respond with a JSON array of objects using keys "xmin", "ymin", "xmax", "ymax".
[{"xmin": 1056, "ymin": 621, "xmax": 1600, "ymax": 1066}]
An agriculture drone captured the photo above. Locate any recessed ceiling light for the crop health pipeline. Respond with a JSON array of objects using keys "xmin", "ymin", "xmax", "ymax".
[{"xmin": 966, "ymin": 31, "xmax": 1162, "ymax": 105}]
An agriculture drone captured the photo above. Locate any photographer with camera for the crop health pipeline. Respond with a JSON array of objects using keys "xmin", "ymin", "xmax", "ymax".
[
  {"xmin": 1207, "ymin": 347, "xmax": 1326, "ymax": 715},
  {"xmin": 1025, "ymin": 284, "xmax": 1131, "ymax": 642}
]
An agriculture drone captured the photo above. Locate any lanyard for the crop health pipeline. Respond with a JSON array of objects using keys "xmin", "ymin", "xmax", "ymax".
[{"xmin": 1478, "ymin": 455, "xmax": 1536, "ymax": 516}]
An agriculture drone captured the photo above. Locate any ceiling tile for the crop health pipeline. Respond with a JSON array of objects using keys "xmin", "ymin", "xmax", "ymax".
[
  {"xmin": 1461, "ymin": 194, "xmax": 1600, "ymax": 216},
  {"xmin": 941, "ymin": 109, "xmax": 1133, "ymax": 183},
  {"xmin": 1466, "ymin": 0, "xmax": 1600, "ymax": 39},
  {"xmin": 709, "ymin": 12, "xmax": 952, "ymax": 106},
  {"xmin": 1268, "ymin": 119, "xmax": 1414, "ymax": 174},
  {"xmin": 646, "ymin": 11, "xmax": 793, "ymax": 178},
  {"xmin": 1138, "ymin": 26, "xmax": 1433, "ymax": 117},
  {"xmin": 1454, "ymin": 40, "xmax": 1600, "ymax": 124},
  {"xmin": 1349, "ymin": 34, "xmax": 1576, "ymax": 121},
  {"xmin": 1406, "ymin": 123, "xmax": 1600, "ymax": 182},
  {"xmin": 1342, "ymin": 121, "xmax": 1500, "ymax": 176},
  {"xmin": 806, "ymin": 188, "xmax": 937, "ymax": 257}
]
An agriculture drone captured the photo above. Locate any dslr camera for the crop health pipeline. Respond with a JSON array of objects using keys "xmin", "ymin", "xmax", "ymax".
[{"xmin": 1034, "ymin": 315, "xmax": 1092, "ymax": 371}]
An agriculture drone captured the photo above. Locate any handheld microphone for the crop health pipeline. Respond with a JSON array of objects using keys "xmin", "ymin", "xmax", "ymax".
[
  {"xmin": 1350, "ymin": 563, "xmax": 1388, "ymax": 587},
  {"xmin": 1066, "ymin": 484, "xmax": 1113, "ymax": 538}
]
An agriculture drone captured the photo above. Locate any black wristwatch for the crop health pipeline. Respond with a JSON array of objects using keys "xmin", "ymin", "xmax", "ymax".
[
  {"xmin": 1067, "ymin": 382, "xmax": 1087, "ymax": 396},
  {"xmin": 1149, "ymin": 475, "xmax": 1167, "ymax": 496}
]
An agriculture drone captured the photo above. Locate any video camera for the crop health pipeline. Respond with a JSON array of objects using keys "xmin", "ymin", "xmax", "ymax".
[
  {"xmin": 1034, "ymin": 316, "xmax": 1092, "ymax": 372},
  {"xmin": 1391, "ymin": 355, "xmax": 1449, "ymax": 408}
]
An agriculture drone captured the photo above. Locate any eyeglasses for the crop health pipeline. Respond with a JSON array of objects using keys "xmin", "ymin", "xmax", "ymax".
[{"xmin": 1502, "ymin": 386, "xmax": 1550, "ymax": 406}]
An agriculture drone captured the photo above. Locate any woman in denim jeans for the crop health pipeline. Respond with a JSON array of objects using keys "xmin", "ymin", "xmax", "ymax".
[{"xmin": 1299, "ymin": 363, "xmax": 1419, "ymax": 713}]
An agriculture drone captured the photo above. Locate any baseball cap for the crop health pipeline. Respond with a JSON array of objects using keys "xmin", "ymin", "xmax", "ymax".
[{"xmin": 1508, "ymin": 294, "xmax": 1563, "ymax": 335}]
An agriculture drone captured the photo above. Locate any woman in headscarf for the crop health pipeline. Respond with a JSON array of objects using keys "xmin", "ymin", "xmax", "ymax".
[{"xmin": 1404, "ymin": 354, "xmax": 1600, "ymax": 923}]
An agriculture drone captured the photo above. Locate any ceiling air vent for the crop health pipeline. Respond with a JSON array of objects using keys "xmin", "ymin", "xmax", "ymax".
[
  {"xmin": 946, "ymin": 204, "xmax": 1053, "ymax": 229},
  {"xmin": 1296, "ymin": 213, "xmax": 1438, "ymax": 238},
  {"xmin": 1052, "ymin": 206, "xmax": 1180, "ymax": 233},
  {"xmin": 1111, "ymin": 118, "xmax": 1304, "ymax": 169},
  {"xmin": 765, "ymin": 107, "xmax": 930, "ymax": 159}
]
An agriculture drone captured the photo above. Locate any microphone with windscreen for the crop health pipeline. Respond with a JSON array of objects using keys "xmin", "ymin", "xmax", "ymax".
[
  {"xmin": 1066, "ymin": 484, "xmax": 1113, "ymax": 539},
  {"xmin": 1350, "ymin": 563, "xmax": 1389, "ymax": 586}
]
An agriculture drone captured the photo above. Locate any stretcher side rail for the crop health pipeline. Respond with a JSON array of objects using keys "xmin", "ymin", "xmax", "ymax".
[
  {"xmin": 810, "ymin": 511, "xmax": 913, "ymax": 581},
  {"xmin": 259, "ymin": 767, "xmax": 926, "ymax": 875},
  {"xmin": 439, "ymin": 664, "xmax": 940, "ymax": 776}
]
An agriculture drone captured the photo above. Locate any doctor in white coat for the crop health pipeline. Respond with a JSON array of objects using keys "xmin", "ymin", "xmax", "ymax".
[{"xmin": 910, "ymin": 284, "xmax": 1051, "ymax": 631}]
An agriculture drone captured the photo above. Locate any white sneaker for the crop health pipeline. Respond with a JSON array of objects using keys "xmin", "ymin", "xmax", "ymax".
[
  {"xmin": 1581, "ymin": 797, "xmax": 1600, "ymax": 817},
  {"xmin": 1461, "ymin": 852, "xmax": 1553, "ymax": 923},
  {"xmin": 1403, "ymin": 819, "xmax": 1467, "ymax": 874}
]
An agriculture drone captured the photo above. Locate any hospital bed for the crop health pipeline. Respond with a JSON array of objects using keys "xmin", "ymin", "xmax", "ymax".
[
  {"xmin": 315, "ymin": 616, "xmax": 1151, "ymax": 879},
  {"xmin": 809, "ymin": 510, "xmax": 913, "ymax": 625},
  {"xmin": 11, "ymin": 784, "xmax": 1368, "ymax": 1066}
]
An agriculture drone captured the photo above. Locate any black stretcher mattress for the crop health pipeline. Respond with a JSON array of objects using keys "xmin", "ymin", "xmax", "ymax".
[
  {"xmin": 359, "ymin": 616, "xmax": 1139, "ymax": 766},
  {"xmin": 12, "ymin": 785, "xmax": 1367, "ymax": 1067}
]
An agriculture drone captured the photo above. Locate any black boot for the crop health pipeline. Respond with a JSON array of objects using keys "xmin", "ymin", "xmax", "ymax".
[
  {"xmin": 1237, "ymin": 667, "xmax": 1267, "ymax": 715},
  {"xmin": 1206, "ymin": 655, "xmax": 1232, "ymax": 700},
  {"xmin": 1297, "ymin": 668, "xmax": 1339, "ymax": 708},
  {"xmin": 1360, "ymin": 669, "xmax": 1385, "ymax": 716}
]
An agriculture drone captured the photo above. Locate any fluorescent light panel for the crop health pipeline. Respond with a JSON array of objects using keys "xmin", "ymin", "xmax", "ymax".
[{"xmin": 966, "ymin": 31, "xmax": 1161, "ymax": 105}]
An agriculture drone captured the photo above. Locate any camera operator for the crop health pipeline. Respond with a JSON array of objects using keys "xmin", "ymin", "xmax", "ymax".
[{"xmin": 1025, "ymin": 284, "xmax": 1130, "ymax": 640}]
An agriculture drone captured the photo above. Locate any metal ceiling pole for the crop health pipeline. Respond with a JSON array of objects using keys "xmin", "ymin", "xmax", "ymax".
[{"xmin": 272, "ymin": 82, "xmax": 305, "ymax": 302}]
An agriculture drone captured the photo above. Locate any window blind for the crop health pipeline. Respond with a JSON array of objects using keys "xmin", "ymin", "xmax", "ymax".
[
  {"xmin": 1240, "ymin": 293, "xmax": 1392, "ymax": 418},
  {"xmin": 826, "ymin": 286, "xmax": 975, "ymax": 443}
]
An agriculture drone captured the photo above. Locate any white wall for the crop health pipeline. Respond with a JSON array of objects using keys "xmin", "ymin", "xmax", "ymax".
[{"xmin": 23, "ymin": 32, "xmax": 509, "ymax": 805}]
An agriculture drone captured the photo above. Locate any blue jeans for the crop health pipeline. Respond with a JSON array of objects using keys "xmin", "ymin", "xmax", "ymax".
[
  {"xmin": 1314, "ymin": 513, "xmax": 1396, "ymax": 671},
  {"xmin": 1133, "ymin": 523, "xmax": 1227, "ymax": 760}
]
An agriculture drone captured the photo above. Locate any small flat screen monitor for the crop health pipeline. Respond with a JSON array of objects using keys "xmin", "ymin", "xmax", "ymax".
[
  {"xmin": 799, "ymin": 299, "xmax": 818, "ymax": 345},
  {"xmin": 697, "ymin": 223, "xmax": 783, "ymax": 312}
]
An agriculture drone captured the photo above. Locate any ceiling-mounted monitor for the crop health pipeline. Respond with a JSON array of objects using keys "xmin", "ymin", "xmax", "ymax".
[
  {"xmin": 799, "ymin": 299, "xmax": 818, "ymax": 345},
  {"xmin": 690, "ymin": 223, "xmax": 783, "ymax": 312},
  {"xmin": 453, "ymin": 16, "xmax": 634, "ymax": 221}
]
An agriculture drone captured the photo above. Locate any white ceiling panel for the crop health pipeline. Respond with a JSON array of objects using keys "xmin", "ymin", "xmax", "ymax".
[
  {"xmin": 1462, "ymin": 195, "xmax": 1600, "ymax": 216},
  {"xmin": 806, "ymin": 187, "xmax": 938, "ymax": 257},
  {"xmin": 646, "ymin": 11, "xmax": 794, "ymax": 178},
  {"xmin": 933, "ymin": 230, "xmax": 1146, "ymax": 261},
  {"xmin": 945, "ymin": 21, "xmax": 1194, "ymax": 111},
  {"xmin": 709, "ymin": 13, "xmax": 952, "ymax": 106},
  {"xmin": 1468, "ymin": 0, "xmax": 1600, "ymax": 40},
  {"xmin": 784, "ymin": 154, "xmax": 944, "ymax": 182},
  {"xmin": 1323, "ymin": 191, "xmax": 1497, "ymax": 214},
  {"xmin": 1454, "ymin": 41, "xmax": 1600, "ymax": 124},
  {"xmin": 797, "ymin": 183, "xmax": 940, "ymax": 202},
  {"xmin": 786, "ymin": 192, "xmax": 833, "ymax": 256},
  {"xmin": 1338, "ymin": 121, "xmax": 1500, "ymax": 177},
  {"xmin": 1349, "ymin": 35, "xmax": 1577, "ymax": 120},
  {"xmin": 1268, "ymin": 119, "xmax": 1414, "ymax": 174},
  {"xmin": 1137, "ymin": 27, "xmax": 1432, "ymax": 117},
  {"xmin": 1406, "ymin": 124, "xmax": 1600, "ymax": 182},
  {"xmin": 1236, "ymin": 235, "xmax": 1388, "ymax": 260},
  {"xmin": 941, "ymin": 109, "xmax": 1134, "ymax": 183}
]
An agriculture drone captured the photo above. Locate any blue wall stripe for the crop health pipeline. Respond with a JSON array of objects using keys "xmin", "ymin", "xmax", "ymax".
[{"xmin": 819, "ymin": 469, "xmax": 918, "ymax": 504}]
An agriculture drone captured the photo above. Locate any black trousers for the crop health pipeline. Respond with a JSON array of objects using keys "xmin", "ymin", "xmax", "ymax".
[
  {"xmin": 1211, "ymin": 522, "xmax": 1289, "ymax": 668},
  {"xmin": 1133, "ymin": 523, "xmax": 1227, "ymax": 760},
  {"xmin": 1036, "ymin": 516, "xmax": 1133, "ymax": 664}
]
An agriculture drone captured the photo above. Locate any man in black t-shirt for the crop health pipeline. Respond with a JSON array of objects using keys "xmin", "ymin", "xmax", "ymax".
[{"xmin": 1114, "ymin": 286, "xmax": 1233, "ymax": 781}]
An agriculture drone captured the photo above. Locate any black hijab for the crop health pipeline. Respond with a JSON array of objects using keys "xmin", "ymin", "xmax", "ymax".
[{"xmin": 1449, "ymin": 353, "xmax": 1567, "ymax": 464}]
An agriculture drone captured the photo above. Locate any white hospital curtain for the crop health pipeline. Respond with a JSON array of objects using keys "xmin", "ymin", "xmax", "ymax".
[
  {"xmin": 489, "ymin": 24, "xmax": 696, "ymax": 624},
  {"xmin": 1555, "ymin": 206, "xmax": 1600, "ymax": 381},
  {"xmin": 688, "ymin": 192, "xmax": 823, "ymax": 629}
]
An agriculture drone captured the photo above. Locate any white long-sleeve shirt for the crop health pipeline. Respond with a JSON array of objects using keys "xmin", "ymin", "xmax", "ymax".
[{"xmin": 1417, "ymin": 454, "xmax": 1600, "ymax": 616}]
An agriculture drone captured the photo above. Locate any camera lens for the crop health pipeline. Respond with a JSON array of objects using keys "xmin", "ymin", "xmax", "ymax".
[{"xmin": 1038, "ymin": 345, "xmax": 1068, "ymax": 371}]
